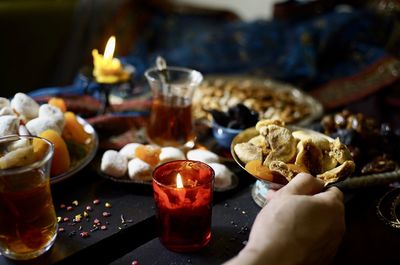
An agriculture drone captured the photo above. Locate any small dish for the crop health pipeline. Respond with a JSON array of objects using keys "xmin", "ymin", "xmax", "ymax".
[
  {"xmin": 211, "ymin": 122, "xmax": 242, "ymax": 149},
  {"xmin": 231, "ymin": 126, "xmax": 338, "ymax": 206},
  {"xmin": 51, "ymin": 116, "xmax": 98, "ymax": 184}
]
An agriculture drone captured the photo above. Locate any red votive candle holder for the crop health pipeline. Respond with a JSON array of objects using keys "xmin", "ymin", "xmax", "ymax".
[{"xmin": 152, "ymin": 160, "xmax": 214, "ymax": 252}]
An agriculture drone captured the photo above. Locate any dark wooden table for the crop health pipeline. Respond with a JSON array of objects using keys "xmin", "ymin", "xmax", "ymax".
[{"xmin": 1, "ymin": 158, "xmax": 400, "ymax": 265}]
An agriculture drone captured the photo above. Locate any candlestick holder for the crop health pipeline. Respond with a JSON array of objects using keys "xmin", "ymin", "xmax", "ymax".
[
  {"xmin": 79, "ymin": 64, "xmax": 140, "ymax": 114},
  {"xmin": 152, "ymin": 160, "xmax": 214, "ymax": 252}
]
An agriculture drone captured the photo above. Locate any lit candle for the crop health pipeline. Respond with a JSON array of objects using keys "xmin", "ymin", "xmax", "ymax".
[
  {"xmin": 92, "ymin": 36, "xmax": 130, "ymax": 84},
  {"xmin": 152, "ymin": 160, "xmax": 214, "ymax": 252}
]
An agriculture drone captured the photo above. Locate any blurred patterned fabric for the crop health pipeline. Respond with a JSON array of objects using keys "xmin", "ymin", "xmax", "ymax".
[{"xmin": 125, "ymin": 7, "xmax": 398, "ymax": 90}]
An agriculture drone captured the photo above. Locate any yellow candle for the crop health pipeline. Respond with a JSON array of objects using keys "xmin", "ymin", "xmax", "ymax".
[{"xmin": 92, "ymin": 36, "xmax": 130, "ymax": 84}]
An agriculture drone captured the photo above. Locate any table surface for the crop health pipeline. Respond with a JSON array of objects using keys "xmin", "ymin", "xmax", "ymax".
[{"xmin": 1, "ymin": 156, "xmax": 400, "ymax": 265}]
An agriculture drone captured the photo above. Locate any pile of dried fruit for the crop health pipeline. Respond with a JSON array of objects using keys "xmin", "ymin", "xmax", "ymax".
[
  {"xmin": 209, "ymin": 104, "xmax": 259, "ymax": 130},
  {"xmin": 314, "ymin": 110, "xmax": 400, "ymax": 175}
]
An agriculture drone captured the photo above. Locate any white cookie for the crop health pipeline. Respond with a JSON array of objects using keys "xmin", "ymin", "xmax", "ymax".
[
  {"xmin": 0, "ymin": 107, "xmax": 15, "ymax": 116},
  {"xmin": 0, "ymin": 98, "xmax": 10, "ymax": 109},
  {"xmin": 26, "ymin": 117, "xmax": 61, "ymax": 136},
  {"xmin": 101, "ymin": 150, "xmax": 127, "ymax": 178},
  {"xmin": 0, "ymin": 115, "xmax": 19, "ymax": 137},
  {"xmin": 38, "ymin": 104, "xmax": 65, "ymax": 130},
  {"xmin": 11, "ymin": 93, "xmax": 39, "ymax": 121},
  {"xmin": 159, "ymin": 147, "xmax": 185, "ymax": 164},
  {"xmin": 186, "ymin": 149, "xmax": 219, "ymax": 163},
  {"xmin": 209, "ymin": 162, "xmax": 233, "ymax": 189},
  {"xmin": 128, "ymin": 158, "xmax": 152, "ymax": 181},
  {"xmin": 119, "ymin": 143, "xmax": 143, "ymax": 160}
]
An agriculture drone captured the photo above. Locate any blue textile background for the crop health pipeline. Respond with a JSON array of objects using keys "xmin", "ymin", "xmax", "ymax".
[{"xmin": 125, "ymin": 8, "xmax": 394, "ymax": 90}]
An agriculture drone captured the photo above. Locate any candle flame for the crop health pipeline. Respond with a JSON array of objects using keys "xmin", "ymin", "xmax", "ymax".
[
  {"xmin": 104, "ymin": 36, "xmax": 116, "ymax": 60},
  {"xmin": 176, "ymin": 173, "xmax": 184, "ymax": 189}
]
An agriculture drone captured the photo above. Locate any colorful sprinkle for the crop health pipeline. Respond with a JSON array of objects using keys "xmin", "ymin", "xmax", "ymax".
[{"xmin": 80, "ymin": 231, "xmax": 89, "ymax": 238}]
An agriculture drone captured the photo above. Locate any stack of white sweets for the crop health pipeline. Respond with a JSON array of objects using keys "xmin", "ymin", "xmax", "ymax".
[
  {"xmin": 0, "ymin": 93, "xmax": 65, "ymax": 169},
  {"xmin": 101, "ymin": 144, "xmax": 234, "ymax": 189}
]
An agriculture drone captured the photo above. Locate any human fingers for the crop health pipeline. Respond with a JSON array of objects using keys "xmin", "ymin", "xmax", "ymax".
[
  {"xmin": 314, "ymin": 186, "xmax": 344, "ymax": 203},
  {"xmin": 278, "ymin": 173, "xmax": 324, "ymax": 196}
]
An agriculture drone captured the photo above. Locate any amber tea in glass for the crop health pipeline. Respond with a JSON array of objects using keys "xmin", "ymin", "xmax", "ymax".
[
  {"xmin": 145, "ymin": 67, "xmax": 203, "ymax": 147},
  {"xmin": 0, "ymin": 136, "xmax": 57, "ymax": 260}
]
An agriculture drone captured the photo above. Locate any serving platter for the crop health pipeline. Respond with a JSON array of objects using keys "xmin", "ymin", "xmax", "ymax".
[
  {"xmin": 193, "ymin": 75, "xmax": 323, "ymax": 126},
  {"xmin": 51, "ymin": 116, "xmax": 98, "ymax": 184}
]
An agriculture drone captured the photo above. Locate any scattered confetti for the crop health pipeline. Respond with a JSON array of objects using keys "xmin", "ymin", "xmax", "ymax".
[
  {"xmin": 67, "ymin": 206, "xmax": 73, "ymax": 211},
  {"xmin": 58, "ymin": 227, "xmax": 65, "ymax": 232},
  {"xmin": 80, "ymin": 231, "xmax": 89, "ymax": 238},
  {"xmin": 93, "ymin": 199, "xmax": 100, "ymax": 205},
  {"xmin": 105, "ymin": 202, "xmax": 112, "ymax": 208},
  {"xmin": 102, "ymin": 211, "xmax": 111, "ymax": 217},
  {"xmin": 72, "ymin": 200, "xmax": 79, "ymax": 206}
]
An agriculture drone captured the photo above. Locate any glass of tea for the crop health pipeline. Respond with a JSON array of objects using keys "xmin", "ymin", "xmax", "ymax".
[
  {"xmin": 0, "ymin": 135, "xmax": 58, "ymax": 260},
  {"xmin": 152, "ymin": 160, "xmax": 214, "ymax": 252},
  {"xmin": 144, "ymin": 66, "xmax": 203, "ymax": 147}
]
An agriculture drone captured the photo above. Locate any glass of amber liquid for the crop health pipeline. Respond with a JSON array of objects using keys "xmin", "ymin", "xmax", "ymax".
[
  {"xmin": 0, "ymin": 135, "xmax": 58, "ymax": 260},
  {"xmin": 145, "ymin": 67, "xmax": 203, "ymax": 147}
]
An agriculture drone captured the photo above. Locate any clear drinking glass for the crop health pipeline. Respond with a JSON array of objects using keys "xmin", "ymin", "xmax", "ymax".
[
  {"xmin": 0, "ymin": 135, "xmax": 57, "ymax": 260},
  {"xmin": 145, "ymin": 67, "xmax": 203, "ymax": 147}
]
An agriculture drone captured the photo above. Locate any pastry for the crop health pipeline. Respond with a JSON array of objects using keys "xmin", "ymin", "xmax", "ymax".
[
  {"xmin": 128, "ymin": 158, "xmax": 152, "ymax": 181},
  {"xmin": 0, "ymin": 115, "xmax": 19, "ymax": 137},
  {"xmin": 10, "ymin": 93, "xmax": 39, "ymax": 121},
  {"xmin": 159, "ymin": 147, "xmax": 185, "ymax": 164},
  {"xmin": 186, "ymin": 149, "xmax": 220, "ymax": 163},
  {"xmin": 209, "ymin": 162, "xmax": 233, "ymax": 189},
  {"xmin": 26, "ymin": 117, "xmax": 61, "ymax": 136},
  {"xmin": 119, "ymin": 143, "xmax": 143, "ymax": 160},
  {"xmin": 38, "ymin": 104, "xmax": 65, "ymax": 131},
  {"xmin": 101, "ymin": 150, "xmax": 127, "ymax": 178}
]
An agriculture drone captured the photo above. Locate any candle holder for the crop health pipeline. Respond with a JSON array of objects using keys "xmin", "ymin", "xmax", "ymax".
[
  {"xmin": 152, "ymin": 160, "xmax": 214, "ymax": 252},
  {"xmin": 79, "ymin": 64, "xmax": 140, "ymax": 115}
]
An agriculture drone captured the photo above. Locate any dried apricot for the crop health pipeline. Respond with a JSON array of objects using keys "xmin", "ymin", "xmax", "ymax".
[
  {"xmin": 48, "ymin": 97, "xmax": 67, "ymax": 112},
  {"xmin": 245, "ymin": 160, "xmax": 274, "ymax": 181},
  {"xmin": 62, "ymin": 112, "xmax": 90, "ymax": 144},
  {"xmin": 39, "ymin": 129, "xmax": 70, "ymax": 176},
  {"xmin": 135, "ymin": 145, "xmax": 161, "ymax": 167}
]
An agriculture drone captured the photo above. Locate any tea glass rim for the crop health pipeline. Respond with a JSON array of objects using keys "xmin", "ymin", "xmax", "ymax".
[
  {"xmin": 144, "ymin": 66, "xmax": 203, "ymax": 84},
  {"xmin": 0, "ymin": 135, "xmax": 54, "ymax": 176},
  {"xmin": 152, "ymin": 160, "xmax": 215, "ymax": 189}
]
